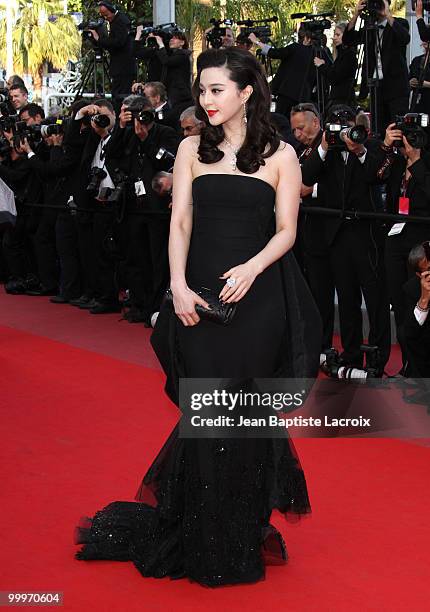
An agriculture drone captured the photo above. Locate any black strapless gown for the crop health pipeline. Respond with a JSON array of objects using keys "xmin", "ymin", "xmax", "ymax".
[{"xmin": 75, "ymin": 175, "xmax": 322, "ymax": 587}]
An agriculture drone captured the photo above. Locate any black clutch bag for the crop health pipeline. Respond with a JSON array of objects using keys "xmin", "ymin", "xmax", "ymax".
[{"xmin": 165, "ymin": 286, "xmax": 237, "ymax": 325}]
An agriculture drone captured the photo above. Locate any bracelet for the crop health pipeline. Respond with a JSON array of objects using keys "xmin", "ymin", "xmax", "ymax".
[
  {"xmin": 381, "ymin": 143, "xmax": 394, "ymax": 153},
  {"xmin": 416, "ymin": 302, "xmax": 429, "ymax": 312}
]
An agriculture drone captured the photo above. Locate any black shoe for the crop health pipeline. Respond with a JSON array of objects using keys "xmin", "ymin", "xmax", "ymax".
[
  {"xmin": 79, "ymin": 298, "xmax": 99, "ymax": 310},
  {"xmin": 5, "ymin": 273, "xmax": 39, "ymax": 295},
  {"xmin": 5, "ymin": 278, "xmax": 27, "ymax": 295},
  {"xmin": 122, "ymin": 307, "xmax": 150, "ymax": 324},
  {"xmin": 90, "ymin": 302, "xmax": 122, "ymax": 314},
  {"xmin": 69, "ymin": 295, "xmax": 91, "ymax": 307},
  {"xmin": 26, "ymin": 285, "xmax": 57, "ymax": 296},
  {"xmin": 50, "ymin": 295, "xmax": 69, "ymax": 304}
]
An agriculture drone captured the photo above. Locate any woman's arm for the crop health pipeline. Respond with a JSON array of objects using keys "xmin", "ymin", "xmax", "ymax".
[
  {"xmin": 169, "ymin": 136, "xmax": 209, "ymax": 326},
  {"xmin": 220, "ymin": 144, "xmax": 301, "ymax": 303}
]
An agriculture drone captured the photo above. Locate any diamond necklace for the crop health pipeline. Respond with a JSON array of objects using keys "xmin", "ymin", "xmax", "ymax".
[{"xmin": 223, "ymin": 135, "xmax": 243, "ymax": 171}]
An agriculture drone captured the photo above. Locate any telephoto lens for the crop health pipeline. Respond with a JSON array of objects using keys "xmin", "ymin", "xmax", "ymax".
[
  {"xmin": 340, "ymin": 125, "xmax": 368, "ymax": 145},
  {"xmin": 91, "ymin": 114, "xmax": 111, "ymax": 128},
  {"xmin": 137, "ymin": 109, "xmax": 156, "ymax": 125}
]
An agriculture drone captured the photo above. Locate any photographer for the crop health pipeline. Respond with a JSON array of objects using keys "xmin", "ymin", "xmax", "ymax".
[
  {"xmin": 141, "ymin": 81, "xmax": 178, "ymax": 130},
  {"xmin": 249, "ymin": 28, "xmax": 328, "ymax": 116},
  {"xmin": 112, "ymin": 95, "xmax": 180, "ymax": 323},
  {"xmin": 89, "ymin": 2, "xmax": 136, "ymax": 105},
  {"xmin": 0, "ymin": 126, "xmax": 44, "ymax": 294},
  {"xmin": 301, "ymin": 104, "xmax": 391, "ymax": 373},
  {"xmin": 203, "ymin": 24, "xmax": 235, "ymax": 49},
  {"xmin": 19, "ymin": 103, "xmax": 45, "ymax": 126},
  {"xmin": 409, "ymin": 41, "xmax": 430, "ymax": 114},
  {"xmin": 314, "ymin": 22, "xmax": 357, "ymax": 108},
  {"xmin": 179, "ymin": 106, "xmax": 205, "ymax": 138},
  {"xmin": 19, "ymin": 126, "xmax": 68, "ymax": 296},
  {"xmin": 343, "ymin": 0, "xmax": 410, "ymax": 134},
  {"xmin": 133, "ymin": 27, "xmax": 163, "ymax": 83},
  {"xmin": 72, "ymin": 99, "xmax": 122, "ymax": 314},
  {"xmin": 8, "ymin": 84, "xmax": 29, "ymax": 112},
  {"xmin": 374, "ymin": 121, "xmax": 430, "ymax": 373},
  {"xmin": 402, "ymin": 241, "xmax": 430, "ymax": 377},
  {"xmin": 290, "ymin": 102, "xmax": 335, "ymax": 355},
  {"xmin": 149, "ymin": 31, "xmax": 192, "ymax": 114}
]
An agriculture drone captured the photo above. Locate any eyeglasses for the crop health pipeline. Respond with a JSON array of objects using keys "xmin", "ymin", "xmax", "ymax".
[{"xmin": 291, "ymin": 103, "xmax": 320, "ymax": 118}]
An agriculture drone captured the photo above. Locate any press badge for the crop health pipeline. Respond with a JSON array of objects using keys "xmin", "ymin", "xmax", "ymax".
[{"xmin": 135, "ymin": 180, "xmax": 146, "ymax": 196}]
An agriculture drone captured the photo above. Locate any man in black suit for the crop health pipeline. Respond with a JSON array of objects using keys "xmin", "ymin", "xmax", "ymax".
[
  {"xmin": 290, "ymin": 102, "xmax": 335, "ymax": 356},
  {"xmin": 89, "ymin": 2, "xmax": 136, "ymax": 107},
  {"xmin": 112, "ymin": 96, "xmax": 181, "ymax": 324},
  {"xmin": 402, "ymin": 242, "xmax": 430, "ymax": 377},
  {"xmin": 249, "ymin": 29, "xmax": 330, "ymax": 117},
  {"xmin": 343, "ymin": 0, "xmax": 410, "ymax": 135},
  {"xmin": 71, "ymin": 99, "xmax": 124, "ymax": 313},
  {"xmin": 301, "ymin": 105, "xmax": 391, "ymax": 372}
]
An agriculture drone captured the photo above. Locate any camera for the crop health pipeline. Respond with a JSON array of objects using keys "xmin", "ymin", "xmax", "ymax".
[
  {"xmin": 78, "ymin": 19, "xmax": 105, "ymax": 41},
  {"xmin": 291, "ymin": 11, "xmax": 333, "ymax": 44},
  {"xmin": 0, "ymin": 113, "xmax": 19, "ymax": 133},
  {"xmin": 321, "ymin": 346, "xmax": 381, "ymax": 380},
  {"xmin": 237, "ymin": 17, "xmax": 278, "ymax": 44},
  {"xmin": 87, "ymin": 167, "xmax": 107, "ymax": 193},
  {"xmin": 206, "ymin": 18, "xmax": 234, "ymax": 49},
  {"xmin": 81, "ymin": 113, "xmax": 111, "ymax": 129},
  {"xmin": 137, "ymin": 109, "xmax": 156, "ymax": 125},
  {"xmin": 39, "ymin": 117, "xmax": 70, "ymax": 138},
  {"xmin": 0, "ymin": 135, "xmax": 11, "ymax": 157},
  {"xmin": 393, "ymin": 113, "xmax": 429, "ymax": 149},
  {"xmin": 156, "ymin": 147, "xmax": 175, "ymax": 163},
  {"xmin": 137, "ymin": 22, "xmax": 182, "ymax": 47},
  {"xmin": 325, "ymin": 124, "xmax": 368, "ymax": 151}
]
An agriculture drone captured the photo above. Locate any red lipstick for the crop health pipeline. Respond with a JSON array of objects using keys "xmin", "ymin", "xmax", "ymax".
[{"xmin": 207, "ymin": 110, "xmax": 218, "ymax": 117}]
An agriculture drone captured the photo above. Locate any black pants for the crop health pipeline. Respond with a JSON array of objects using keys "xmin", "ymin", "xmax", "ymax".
[
  {"xmin": 77, "ymin": 211, "xmax": 97, "ymax": 299},
  {"xmin": 330, "ymin": 221, "xmax": 391, "ymax": 369},
  {"xmin": 403, "ymin": 322, "xmax": 430, "ymax": 377},
  {"xmin": 2, "ymin": 210, "xmax": 37, "ymax": 279},
  {"xmin": 33, "ymin": 207, "xmax": 59, "ymax": 289},
  {"xmin": 377, "ymin": 92, "xmax": 409, "ymax": 138},
  {"xmin": 385, "ymin": 224, "xmax": 430, "ymax": 367},
  {"xmin": 93, "ymin": 208, "xmax": 119, "ymax": 304},
  {"xmin": 299, "ymin": 214, "xmax": 335, "ymax": 352},
  {"xmin": 55, "ymin": 210, "xmax": 81, "ymax": 300},
  {"xmin": 123, "ymin": 212, "xmax": 170, "ymax": 314}
]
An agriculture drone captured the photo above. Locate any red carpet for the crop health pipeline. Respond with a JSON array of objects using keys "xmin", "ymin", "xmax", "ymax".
[{"xmin": 0, "ymin": 294, "xmax": 429, "ymax": 611}]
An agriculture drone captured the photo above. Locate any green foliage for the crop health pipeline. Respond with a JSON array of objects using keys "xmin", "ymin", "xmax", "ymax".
[{"xmin": 0, "ymin": 0, "xmax": 81, "ymax": 79}]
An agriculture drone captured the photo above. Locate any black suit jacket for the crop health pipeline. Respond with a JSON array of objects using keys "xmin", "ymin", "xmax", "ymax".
[
  {"xmin": 402, "ymin": 276, "xmax": 430, "ymax": 339},
  {"xmin": 97, "ymin": 12, "xmax": 136, "ymax": 77},
  {"xmin": 373, "ymin": 147, "xmax": 430, "ymax": 218},
  {"xmin": 343, "ymin": 18, "xmax": 410, "ymax": 100},
  {"xmin": 154, "ymin": 48, "xmax": 192, "ymax": 108},
  {"xmin": 268, "ymin": 43, "xmax": 319, "ymax": 102},
  {"xmin": 133, "ymin": 43, "xmax": 163, "ymax": 82},
  {"xmin": 108, "ymin": 122, "xmax": 180, "ymax": 211},
  {"xmin": 318, "ymin": 45, "xmax": 357, "ymax": 104},
  {"xmin": 301, "ymin": 139, "xmax": 383, "ymax": 245}
]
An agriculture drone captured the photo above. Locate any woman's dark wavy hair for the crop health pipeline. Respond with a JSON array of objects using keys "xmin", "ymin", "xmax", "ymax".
[{"xmin": 192, "ymin": 47, "xmax": 280, "ymax": 174}]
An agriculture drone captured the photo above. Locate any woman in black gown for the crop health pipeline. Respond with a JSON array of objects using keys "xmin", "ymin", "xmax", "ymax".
[{"xmin": 75, "ymin": 48, "xmax": 322, "ymax": 587}]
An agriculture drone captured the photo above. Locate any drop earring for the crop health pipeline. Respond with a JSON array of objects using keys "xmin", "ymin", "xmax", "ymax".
[{"xmin": 243, "ymin": 100, "xmax": 248, "ymax": 125}]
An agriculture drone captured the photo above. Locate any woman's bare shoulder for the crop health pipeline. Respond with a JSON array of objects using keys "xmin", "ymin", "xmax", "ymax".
[{"xmin": 178, "ymin": 134, "xmax": 200, "ymax": 155}]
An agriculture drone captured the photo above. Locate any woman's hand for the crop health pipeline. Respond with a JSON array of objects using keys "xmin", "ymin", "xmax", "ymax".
[
  {"xmin": 219, "ymin": 261, "xmax": 261, "ymax": 303},
  {"xmin": 314, "ymin": 57, "xmax": 325, "ymax": 67},
  {"xmin": 171, "ymin": 284, "xmax": 210, "ymax": 327}
]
